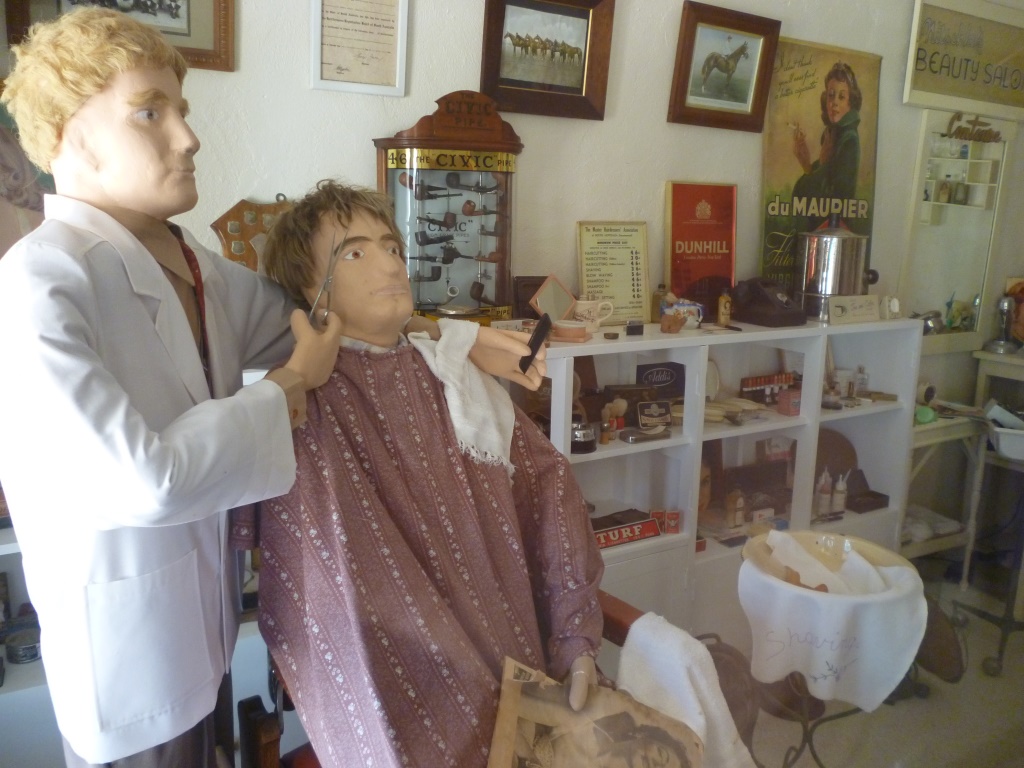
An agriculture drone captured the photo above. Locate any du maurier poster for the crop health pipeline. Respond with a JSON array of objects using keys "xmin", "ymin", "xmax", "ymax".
[{"xmin": 760, "ymin": 39, "xmax": 881, "ymax": 295}]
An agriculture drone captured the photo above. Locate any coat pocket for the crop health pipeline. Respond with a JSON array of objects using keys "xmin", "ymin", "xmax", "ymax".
[{"xmin": 86, "ymin": 549, "xmax": 215, "ymax": 729}]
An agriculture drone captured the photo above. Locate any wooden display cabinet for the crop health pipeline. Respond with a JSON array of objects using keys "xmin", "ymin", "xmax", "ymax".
[{"xmin": 373, "ymin": 91, "xmax": 523, "ymax": 321}]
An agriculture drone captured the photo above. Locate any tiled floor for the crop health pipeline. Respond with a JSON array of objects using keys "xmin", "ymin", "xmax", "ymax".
[{"xmin": 749, "ymin": 559, "xmax": 1024, "ymax": 768}]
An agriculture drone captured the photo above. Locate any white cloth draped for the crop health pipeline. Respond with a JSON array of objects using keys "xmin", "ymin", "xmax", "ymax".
[
  {"xmin": 738, "ymin": 531, "xmax": 927, "ymax": 712},
  {"xmin": 617, "ymin": 612, "xmax": 757, "ymax": 768}
]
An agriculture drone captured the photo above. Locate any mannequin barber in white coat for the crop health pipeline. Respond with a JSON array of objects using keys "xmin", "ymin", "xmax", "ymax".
[{"xmin": 0, "ymin": 9, "xmax": 543, "ymax": 767}]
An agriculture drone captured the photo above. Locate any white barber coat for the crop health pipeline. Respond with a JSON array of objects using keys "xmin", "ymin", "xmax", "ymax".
[{"xmin": 0, "ymin": 195, "xmax": 299, "ymax": 762}]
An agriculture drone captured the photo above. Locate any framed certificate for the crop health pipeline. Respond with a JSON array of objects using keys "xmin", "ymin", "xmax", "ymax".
[{"xmin": 577, "ymin": 221, "xmax": 649, "ymax": 325}]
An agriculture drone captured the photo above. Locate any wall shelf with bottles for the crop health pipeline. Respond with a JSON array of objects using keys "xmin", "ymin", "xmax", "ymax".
[{"xmin": 919, "ymin": 136, "xmax": 1002, "ymax": 223}]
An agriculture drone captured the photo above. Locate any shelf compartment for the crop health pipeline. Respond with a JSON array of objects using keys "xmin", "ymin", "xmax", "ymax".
[
  {"xmin": 0, "ymin": 651, "xmax": 47, "ymax": 695},
  {"xmin": 901, "ymin": 530, "xmax": 969, "ymax": 560},
  {"xmin": 819, "ymin": 399, "xmax": 904, "ymax": 423},
  {"xmin": 701, "ymin": 409, "xmax": 808, "ymax": 441},
  {"xmin": 569, "ymin": 433, "xmax": 692, "ymax": 464},
  {"xmin": 810, "ymin": 507, "xmax": 901, "ymax": 549}
]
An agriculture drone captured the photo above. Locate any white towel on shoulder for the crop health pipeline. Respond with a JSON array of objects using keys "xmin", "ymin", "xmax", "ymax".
[
  {"xmin": 408, "ymin": 318, "xmax": 515, "ymax": 473},
  {"xmin": 617, "ymin": 612, "xmax": 757, "ymax": 768}
]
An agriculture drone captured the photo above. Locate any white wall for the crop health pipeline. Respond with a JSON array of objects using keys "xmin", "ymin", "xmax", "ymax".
[
  {"xmin": 167, "ymin": 0, "xmax": 1024, "ymax": 314},
  {"xmin": 4, "ymin": 0, "xmax": 1020, "ymax": 339}
]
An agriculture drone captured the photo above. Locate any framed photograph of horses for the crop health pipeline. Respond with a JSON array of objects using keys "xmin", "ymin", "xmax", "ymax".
[
  {"xmin": 667, "ymin": 1, "xmax": 780, "ymax": 133},
  {"xmin": 479, "ymin": 0, "xmax": 615, "ymax": 120}
]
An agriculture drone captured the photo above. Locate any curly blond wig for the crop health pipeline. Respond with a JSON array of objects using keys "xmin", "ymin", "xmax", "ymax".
[{"xmin": 1, "ymin": 7, "xmax": 188, "ymax": 173}]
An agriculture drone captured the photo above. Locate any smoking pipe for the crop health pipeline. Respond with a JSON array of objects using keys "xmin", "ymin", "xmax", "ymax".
[{"xmin": 470, "ymin": 281, "xmax": 498, "ymax": 306}]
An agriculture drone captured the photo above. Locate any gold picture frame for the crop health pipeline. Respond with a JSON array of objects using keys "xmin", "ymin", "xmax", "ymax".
[{"xmin": 6, "ymin": 0, "xmax": 235, "ymax": 72}]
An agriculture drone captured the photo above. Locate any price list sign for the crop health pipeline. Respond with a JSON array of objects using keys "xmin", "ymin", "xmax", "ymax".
[{"xmin": 577, "ymin": 221, "xmax": 649, "ymax": 325}]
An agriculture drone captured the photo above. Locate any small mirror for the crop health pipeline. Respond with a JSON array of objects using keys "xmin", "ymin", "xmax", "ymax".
[{"xmin": 530, "ymin": 274, "xmax": 576, "ymax": 320}]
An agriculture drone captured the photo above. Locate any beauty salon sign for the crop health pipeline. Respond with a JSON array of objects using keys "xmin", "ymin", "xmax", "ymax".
[{"xmin": 905, "ymin": 0, "xmax": 1024, "ymax": 120}]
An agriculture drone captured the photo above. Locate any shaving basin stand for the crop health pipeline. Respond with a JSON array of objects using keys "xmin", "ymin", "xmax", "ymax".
[{"xmin": 739, "ymin": 532, "xmax": 931, "ymax": 768}]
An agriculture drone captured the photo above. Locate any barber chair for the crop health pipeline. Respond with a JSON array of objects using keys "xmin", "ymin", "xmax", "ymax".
[
  {"xmin": 237, "ymin": 589, "xmax": 759, "ymax": 768},
  {"xmin": 739, "ymin": 531, "xmax": 964, "ymax": 768}
]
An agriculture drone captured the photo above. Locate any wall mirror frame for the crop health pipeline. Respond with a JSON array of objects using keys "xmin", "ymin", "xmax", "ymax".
[{"xmin": 898, "ymin": 109, "xmax": 1017, "ymax": 355}]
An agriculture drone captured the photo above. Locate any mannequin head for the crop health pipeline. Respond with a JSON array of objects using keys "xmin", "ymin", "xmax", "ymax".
[
  {"xmin": 264, "ymin": 181, "xmax": 412, "ymax": 347},
  {"xmin": 1, "ymin": 7, "xmax": 188, "ymax": 174}
]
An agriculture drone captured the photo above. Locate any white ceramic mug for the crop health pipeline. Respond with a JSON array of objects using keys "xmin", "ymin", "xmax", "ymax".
[{"xmin": 572, "ymin": 299, "xmax": 614, "ymax": 332}]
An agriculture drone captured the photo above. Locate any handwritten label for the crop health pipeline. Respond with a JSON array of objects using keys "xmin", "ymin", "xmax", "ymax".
[
  {"xmin": 762, "ymin": 627, "xmax": 859, "ymax": 682},
  {"xmin": 910, "ymin": 3, "xmax": 1024, "ymax": 112}
]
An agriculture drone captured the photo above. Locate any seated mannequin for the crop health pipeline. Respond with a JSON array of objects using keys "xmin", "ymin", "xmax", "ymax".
[{"xmin": 253, "ymin": 180, "xmax": 605, "ymax": 768}]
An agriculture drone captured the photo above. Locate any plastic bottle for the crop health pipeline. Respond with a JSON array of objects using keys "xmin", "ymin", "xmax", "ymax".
[
  {"xmin": 816, "ymin": 469, "xmax": 832, "ymax": 518},
  {"xmin": 651, "ymin": 283, "xmax": 667, "ymax": 323},
  {"xmin": 831, "ymin": 471, "xmax": 847, "ymax": 514}
]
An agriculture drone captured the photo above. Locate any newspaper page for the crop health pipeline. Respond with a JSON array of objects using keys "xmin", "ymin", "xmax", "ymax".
[{"xmin": 488, "ymin": 657, "xmax": 703, "ymax": 768}]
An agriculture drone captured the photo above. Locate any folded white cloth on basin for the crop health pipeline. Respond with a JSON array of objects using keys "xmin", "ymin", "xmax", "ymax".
[{"xmin": 738, "ymin": 531, "xmax": 927, "ymax": 711}]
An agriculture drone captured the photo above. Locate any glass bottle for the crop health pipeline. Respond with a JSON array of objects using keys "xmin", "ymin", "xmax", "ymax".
[
  {"xmin": 937, "ymin": 174, "xmax": 952, "ymax": 204},
  {"xmin": 953, "ymin": 170, "xmax": 968, "ymax": 205},
  {"xmin": 717, "ymin": 290, "xmax": 732, "ymax": 326},
  {"xmin": 651, "ymin": 282, "xmax": 667, "ymax": 323},
  {"xmin": 854, "ymin": 365, "xmax": 869, "ymax": 397}
]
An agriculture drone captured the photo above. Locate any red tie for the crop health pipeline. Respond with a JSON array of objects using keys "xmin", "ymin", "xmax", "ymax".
[{"xmin": 176, "ymin": 237, "xmax": 212, "ymax": 391}]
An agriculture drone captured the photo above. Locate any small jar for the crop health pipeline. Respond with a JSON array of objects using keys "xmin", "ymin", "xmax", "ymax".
[{"xmin": 570, "ymin": 416, "xmax": 597, "ymax": 454}]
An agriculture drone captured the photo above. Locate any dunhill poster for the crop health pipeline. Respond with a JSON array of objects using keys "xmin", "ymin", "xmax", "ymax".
[
  {"xmin": 665, "ymin": 181, "xmax": 736, "ymax": 313},
  {"xmin": 760, "ymin": 40, "xmax": 881, "ymax": 295}
]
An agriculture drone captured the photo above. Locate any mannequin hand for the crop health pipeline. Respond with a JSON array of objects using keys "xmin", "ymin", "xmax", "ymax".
[
  {"xmin": 469, "ymin": 326, "xmax": 546, "ymax": 390},
  {"xmin": 567, "ymin": 655, "xmax": 596, "ymax": 712},
  {"xmin": 284, "ymin": 309, "xmax": 342, "ymax": 390}
]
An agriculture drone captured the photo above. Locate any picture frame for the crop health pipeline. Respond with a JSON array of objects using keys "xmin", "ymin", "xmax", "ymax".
[
  {"xmin": 311, "ymin": 0, "xmax": 408, "ymax": 96},
  {"xmin": 479, "ymin": 0, "xmax": 615, "ymax": 121},
  {"xmin": 577, "ymin": 221, "xmax": 648, "ymax": 325},
  {"xmin": 666, "ymin": 1, "xmax": 780, "ymax": 133},
  {"xmin": 904, "ymin": 0, "xmax": 1024, "ymax": 121},
  {"xmin": 7, "ymin": 0, "xmax": 235, "ymax": 72}
]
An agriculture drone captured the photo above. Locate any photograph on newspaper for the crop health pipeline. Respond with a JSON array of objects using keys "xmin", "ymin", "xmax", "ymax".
[{"xmin": 487, "ymin": 657, "xmax": 703, "ymax": 767}]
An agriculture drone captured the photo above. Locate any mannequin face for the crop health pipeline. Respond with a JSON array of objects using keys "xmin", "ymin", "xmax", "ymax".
[
  {"xmin": 61, "ymin": 66, "xmax": 200, "ymax": 220},
  {"xmin": 306, "ymin": 209, "xmax": 411, "ymax": 346}
]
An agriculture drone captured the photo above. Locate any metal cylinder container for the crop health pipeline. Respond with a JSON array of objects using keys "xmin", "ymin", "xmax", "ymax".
[{"xmin": 796, "ymin": 226, "xmax": 879, "ymax": 322}]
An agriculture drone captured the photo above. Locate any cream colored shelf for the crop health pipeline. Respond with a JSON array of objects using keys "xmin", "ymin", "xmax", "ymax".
[
  {"xmin": 0, "ymin": 648, "xmax": 47, "ymax": 695},
  {"xmin": 0, "ymin": 528, "xmax": 19, "ymax": 557}
]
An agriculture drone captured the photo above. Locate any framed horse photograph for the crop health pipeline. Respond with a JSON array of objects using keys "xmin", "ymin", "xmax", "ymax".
[
  {"xmin": 479, "ymin": 0, "xmax": 615, "ymax": 120},
  {"xmin": 667, "ymin": 1, "xmax": 780, "ymax": 133}
]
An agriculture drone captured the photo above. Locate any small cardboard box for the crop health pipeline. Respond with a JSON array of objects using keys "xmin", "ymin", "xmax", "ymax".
[
  {"xmin": 845, "ymin": 469, "xmax": 889, "ymax": 513},
  {"xmin": 776, "ymin": 388, "xmax": 801, "ymax": 416}
]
